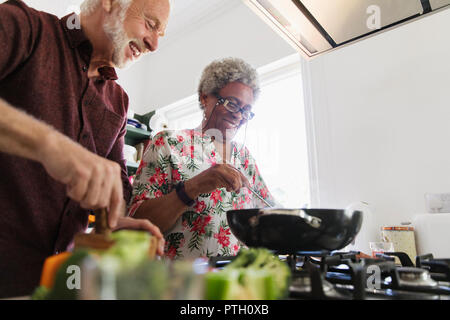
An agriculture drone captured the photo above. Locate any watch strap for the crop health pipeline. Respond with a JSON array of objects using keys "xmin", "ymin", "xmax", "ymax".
[{"xmin": 175, "ymin": 181, "xmax": 195, "ymax": 206}]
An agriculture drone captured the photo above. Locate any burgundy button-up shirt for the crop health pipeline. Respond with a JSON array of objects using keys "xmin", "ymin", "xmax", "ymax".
[{"xmin": 0, "ymin": 1, "xmax": 132, "ymax": 298}]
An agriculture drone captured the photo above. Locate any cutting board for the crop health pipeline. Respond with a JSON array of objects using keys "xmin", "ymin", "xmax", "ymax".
[{"xmin": 412, "ymin": 213, "xmax": 450, "ymax": 258}]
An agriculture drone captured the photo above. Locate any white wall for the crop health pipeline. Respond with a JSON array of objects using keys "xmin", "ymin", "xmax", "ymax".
[
  {"xmin": 19, "ymin": 0, "xmax": 83, "ymax": 16},
  {"xmin": 303, "ymin": 8, "xmax": 450, "ymax": 252},
  {"xmin": 12, "ymin": 0, "xmax": 296, "ymax": 114},
  {"xmin": 117, "ymin": 1, "xmax": 296, "ymax": 114}
]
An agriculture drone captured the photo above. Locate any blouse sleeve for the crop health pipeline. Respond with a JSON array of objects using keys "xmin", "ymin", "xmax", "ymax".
[
  {"xmin": 251, "ymin": 162, "xmax": 278, "ymax": 208},
  {"xmin": 127, "ymin": 131, "xmax": 175, "ymax": 216},
  {"xmin": 237, "ymin": 146, "xmax": 278, "ymax": 208}
]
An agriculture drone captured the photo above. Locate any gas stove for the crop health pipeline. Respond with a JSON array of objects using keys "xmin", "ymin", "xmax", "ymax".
[{"xmin": 209, "ymin": 251, "xmax": 450, "ymax": 300}]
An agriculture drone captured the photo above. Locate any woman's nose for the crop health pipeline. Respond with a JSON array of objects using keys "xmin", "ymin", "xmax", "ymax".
[{"xmin": 231, "ymin": 109, "xmax": 243, "ymax": 120}]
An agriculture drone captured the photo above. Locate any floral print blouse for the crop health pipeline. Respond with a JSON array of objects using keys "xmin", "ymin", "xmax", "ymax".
[{"xmin": 128, "ymin": 129, "xmax": 275, "ymax": 260}]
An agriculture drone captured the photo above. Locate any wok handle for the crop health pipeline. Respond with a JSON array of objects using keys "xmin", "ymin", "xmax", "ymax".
[{"xmin": 345, "ymin": 201, "xmax": 370, "ymax": 216}]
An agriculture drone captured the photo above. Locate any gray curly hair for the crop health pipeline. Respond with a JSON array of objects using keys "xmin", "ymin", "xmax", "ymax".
[{"xmin": 198, "ymin": 57, "xmax": 260, "ymax": 107}]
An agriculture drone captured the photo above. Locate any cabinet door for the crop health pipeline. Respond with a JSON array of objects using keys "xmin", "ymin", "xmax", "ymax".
[{"xmin": 301, "ymin": 0, "xmax": 423, "ymax": 45}]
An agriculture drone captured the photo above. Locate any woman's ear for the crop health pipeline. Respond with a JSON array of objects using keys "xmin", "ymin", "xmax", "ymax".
[{"xmin": 199, "ymin": 93, "xmax": 209, "ymax": 109}]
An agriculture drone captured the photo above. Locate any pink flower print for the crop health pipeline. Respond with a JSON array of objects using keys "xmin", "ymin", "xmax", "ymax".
[
  {"xmin": 128, "ymin": 202, "xmax": 141, "ymax": 217},
  {"xmin": 166, "ymin": 246, "xmax": 177, "ymax": 260},
  {"xmin": 191, "ymin": 215, "xmax": 212, "ymax": 235},
  {"xmin": 182, "ymin": 219, "xmax": 188, "ymax": 231},
  {"xmin": 134, "ymin": 192, "xmax": 147, "ymax": 203},
  {"xmin": 172, "ymin": 168, "xmax": 181, "ymax": 182},
  {"xmin": 260, "ymin": 187, "xmax": 268, "ymax": 199},
  {"xmin": 177, "ymin": 135, "xmax": 184, "ymax": 143},
  {"xmin": 244, "ymin": 159, "xmax": 249, "ymax": 170},
  {"xmin": 214, "ymin": 227, "xmax": 231, "ymax": 247},
  {"xmin": 154, "ymin": 190, "xmax": 163, "ymax": 198},
  {"xmin": 210, "ymin": 189, "xmax": 223, "ymax": 205},
  {"xmin": 149, "ymin": 167, "xmax": 168, "ymax": 186},
  {"xmin": 135, "ymin": 160, "xmax": 147, "ymax": 176},
  {"xmin": 194, "ymin": 200, "xmax": 207, "ymax": 213},
  {"xmin": 207, "ymin": 151, "xmax": 217, "ymax": 166},
  {"xmin": 181, "ymin": 145, "xmax": 195, "ymax": 158},
  {"xmin": 154, "ymin": 136, "xmax": 165, "ymax": 147}
]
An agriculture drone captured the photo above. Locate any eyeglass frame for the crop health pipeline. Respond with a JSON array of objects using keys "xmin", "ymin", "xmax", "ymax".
[{"xmin": 213, "ymin": 92, "xmax": 255, "ymax": 121}]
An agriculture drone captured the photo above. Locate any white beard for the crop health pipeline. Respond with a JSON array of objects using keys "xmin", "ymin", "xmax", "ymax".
[{"xmin": 103, "ymin": 11, "xmax": 135, "ymax": 69}]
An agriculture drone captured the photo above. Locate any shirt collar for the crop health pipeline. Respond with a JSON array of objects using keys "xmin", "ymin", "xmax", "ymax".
[{"xmin": 60, "ymin": 13, "xmax": 118, "ymax": 81}]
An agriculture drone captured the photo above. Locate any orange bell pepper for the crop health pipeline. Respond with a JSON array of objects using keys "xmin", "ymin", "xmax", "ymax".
[{"xmin": 39, "ymin": 251, "xmax": 72, "ymax": 289}]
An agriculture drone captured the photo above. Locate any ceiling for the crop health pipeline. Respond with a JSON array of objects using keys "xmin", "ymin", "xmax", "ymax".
[
  {"xmin": 15, "ymin": 0, "xmax": 240, "ymax": 46},
  {"xmin": 163, "ymin": 0, "xmax": 241, "ymax": 46}
]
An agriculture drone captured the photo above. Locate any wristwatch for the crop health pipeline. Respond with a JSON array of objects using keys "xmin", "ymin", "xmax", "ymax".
[{"xmin": 175, "ymin": 181, "xmax": 195, "ymax": 206}]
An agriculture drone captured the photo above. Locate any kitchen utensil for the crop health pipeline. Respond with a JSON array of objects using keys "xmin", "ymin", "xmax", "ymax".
[
  {"xmin": 127, "ymin": 119, "xmax": 144, "ymax": 129},
  {"xmin": 226, "ymin": 205, "xmax": 363, "ymax": 253},
  {"xmin": 247, "ymin": 187, "xmax": 274, "ymax": 208},
  {"xmin": 74, "ymin": 208, "xmax": 115, "ymax": 250},
  {"xmin": 381, "ymin": 225, "xmax": 417, "ymax": 264},
  {"xmin": 369, "ymin": 241, "xmax": 394, "ymax": 258}
]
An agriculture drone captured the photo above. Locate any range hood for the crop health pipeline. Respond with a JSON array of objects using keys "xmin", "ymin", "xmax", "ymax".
[{"xmin": 244, "ymin": 0, "xmax": 450, "ymax": 59}]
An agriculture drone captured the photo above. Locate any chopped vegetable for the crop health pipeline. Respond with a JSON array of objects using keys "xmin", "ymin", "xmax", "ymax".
[
  {"xmin": 205, "ymin": 248, "xmax": 291, "ymax": 300},
  {"xmin": 39, "ymin": 251, "xmax": 72, "ymax": 289},
  {"xmin": 31, "ymin": 286, "xmax": 50, "ymax": 300},
  {"xmin": 47, "ymin": 249, "xmax": 91, "ymax": 300}
]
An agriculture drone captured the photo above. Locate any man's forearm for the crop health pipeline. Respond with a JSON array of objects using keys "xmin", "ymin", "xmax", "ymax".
[{"xmin": 0, "ymin": 98, "xmax": 55, "ymax": 163}]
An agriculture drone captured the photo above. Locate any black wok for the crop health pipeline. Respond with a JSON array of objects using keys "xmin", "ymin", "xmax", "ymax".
[{"xmin": 226, "ymin": 208, "xmax": 363, "ymax": 253}]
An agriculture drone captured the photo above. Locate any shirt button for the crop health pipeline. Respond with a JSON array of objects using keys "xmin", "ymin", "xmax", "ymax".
[{"xmin": 82, "ymin": 65, "xmax": 88, "ymax": 72}]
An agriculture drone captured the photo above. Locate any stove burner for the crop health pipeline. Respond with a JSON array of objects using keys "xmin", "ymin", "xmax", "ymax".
[
  {"xmin": 396, "ymin": 267, "xmax": 438, "ymax": 288},
  {"xmin": 208, "ymin": 250, "xmax": 450, "ymax": 300}
]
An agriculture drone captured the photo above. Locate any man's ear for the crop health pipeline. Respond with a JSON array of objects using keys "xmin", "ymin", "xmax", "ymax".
[{"xmin": 101, "ymin": 0, "xmax": 113, "ymax": 13}]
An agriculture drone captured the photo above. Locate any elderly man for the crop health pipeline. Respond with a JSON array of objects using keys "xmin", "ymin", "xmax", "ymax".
[{"xmin": 0, "ymin": 0, "xmax": 170, "ymax": 298}]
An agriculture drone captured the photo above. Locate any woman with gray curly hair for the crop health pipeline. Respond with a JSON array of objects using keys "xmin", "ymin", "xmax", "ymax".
[{"xmin": 129, "ymin": 58, "xmax": 275, "ymax": 259}]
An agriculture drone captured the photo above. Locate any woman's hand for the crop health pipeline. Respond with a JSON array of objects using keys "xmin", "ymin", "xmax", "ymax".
[
  {"xmin": 113, "ymin": 216, "xmax": 165, "ymax": 256},
  {"xmin": 185, "ymin": 163, "xmax": 250, "ymax": 198}
]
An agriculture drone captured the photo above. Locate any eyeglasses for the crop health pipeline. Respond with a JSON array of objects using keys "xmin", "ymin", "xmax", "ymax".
[{"xmin": 214, "ymin": 93, "xmax": 255, "ymax": 121}]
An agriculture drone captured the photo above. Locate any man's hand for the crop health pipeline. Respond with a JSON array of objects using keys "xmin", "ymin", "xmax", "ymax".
[
  {"xmin": 113, "ymin": 216, "xmax": 165, "ymax": 256},
  {"xmin": 0, "ymin": 100, "xmax": 126, "ymax": 227},
  {"xmin": 39, "ymin": 132, "xmax": 125, "ymax": 228}
]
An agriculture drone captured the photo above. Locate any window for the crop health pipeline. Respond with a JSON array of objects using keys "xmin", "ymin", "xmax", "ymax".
[{"xmin": 156, "ymin": 54, "xmax": 310, "ymax": 208}]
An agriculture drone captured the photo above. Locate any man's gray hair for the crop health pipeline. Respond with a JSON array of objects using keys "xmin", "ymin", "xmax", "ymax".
[
  {"xmin": 198, "ymin": 57, "xmax": 260, "ymax": 105},
  {"xmin": 80, "ymin": 0, "xmax": 133, "ymax": 16}
]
